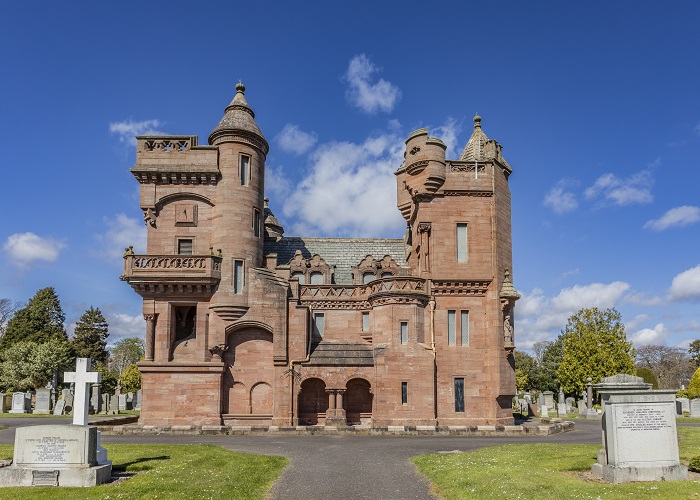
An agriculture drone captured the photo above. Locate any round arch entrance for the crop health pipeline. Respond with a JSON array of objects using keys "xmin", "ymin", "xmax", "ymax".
[
  {"xmin": 344, "ymin": 378, "xmax": 372, "ymax": 425},
  {"xmin": 298, "ymin": 378, "xmax": 328, "ymax": 425}
]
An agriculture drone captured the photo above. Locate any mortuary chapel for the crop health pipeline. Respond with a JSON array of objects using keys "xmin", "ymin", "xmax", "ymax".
[{"xmin": 121, "ymin": 83, "xmax": 520, "ymax": 426}]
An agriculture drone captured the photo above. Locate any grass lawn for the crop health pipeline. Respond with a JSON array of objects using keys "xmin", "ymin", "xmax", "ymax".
[
  {"xmin": 0, "ymin": 444, "xmax": 287, "ymax": 499},
  {"xmin": 412, "ymin": 426, "xmax": 700, "ymax": 499}
]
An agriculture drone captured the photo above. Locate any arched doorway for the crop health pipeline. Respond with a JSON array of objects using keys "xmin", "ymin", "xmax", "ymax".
[
  {"xmin": 298, "ymin": 378, "xmax": 328, "ymax": 425},
  {"xmin": 345, "ymin": 378, "xmax": 372, "ymax": 425}
]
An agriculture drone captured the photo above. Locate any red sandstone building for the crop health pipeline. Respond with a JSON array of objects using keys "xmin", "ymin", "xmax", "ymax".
[{"xmin": 122, "ymin": 84, "xmax": 520, "ymax": 426}]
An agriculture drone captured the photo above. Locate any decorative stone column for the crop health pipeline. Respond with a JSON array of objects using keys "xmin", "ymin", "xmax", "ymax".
[
  {"xmin": 144, "ymin": 314, "xmax": 157, "ymax": 361},
  {"xmin": 325, "ymin": 389, "xmax": 347, "ymax": 426}
]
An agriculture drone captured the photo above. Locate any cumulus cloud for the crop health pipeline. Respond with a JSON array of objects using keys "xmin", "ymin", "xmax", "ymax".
[
  {"xmin": 109, "ymin": 119, "xmax": 166, "ymax": 146},
  {"xmin": 584, "ymin": 168, "xmax": 654, "ymax": 206},
  {"xmin": 93, "ymin": 214, "xmax": 146, "ymax": 262},
  {"xmin": 623, "ymin": 292, "xmax": 663, "ymax": 306},
  {"xmin": 515, "ymin": 281, "xmax": 631, "ymax": 349},
  {"xmin": 3, "ymin": 232, "xmax": 66, "ymax": 268},
  {"xmin": 431, "ymin": 117, "xmax": 462, "ymax": 159},
  {"xmin": 276, "ymin": 124, "xmax": 318, "ymax": 155},
  {"xmin": 265, "ymin": 164, "xmax": 293, "ymax": 200},
  {"xmin": 643, "ymin": 206, "xmax": 700, "ymax": 231},
  {"xmin": 345, "ymin": 54, "xmax": 401, "ymax": 114},
  {"xmin": 669, "ymin": 264, "xmax": 700, "ymax": 302},
  {"xmin": 543, "ymin": 184, "xmax": 578, "ymax": 214},
  {"xmin": 282, "ymin": 132, "xmax": 406, "ymax": 236},
  {"xmin": 630, "ymin": 323, "xmax": 669, "ymax": 346},
  {"xmin": 106, "ymin": 312, "xmax": 145, "ymax": 344}
]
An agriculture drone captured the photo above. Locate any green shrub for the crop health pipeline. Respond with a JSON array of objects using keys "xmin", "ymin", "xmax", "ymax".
[
  {"xmin": 689, "ymin": 455, "xmax": 700, "ymax": 473},
  {"xmin": 636, "ymin": 367, "xmax": 658, "ymax": 389}
]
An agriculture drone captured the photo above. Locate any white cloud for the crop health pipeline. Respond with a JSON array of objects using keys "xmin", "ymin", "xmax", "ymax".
[
  {"xmin": 3, "ymin": 232, "xmax": 66, "ymax": 268},
  {"xmin": 561, "ymin": 268, "xmax": 580, "ymax": 278},
  {"xmin": 626, "ymin": 314, "xmax": 651, "ymax": 331},
  {"xmin": 106, "ymin": 312, "xmax": 144, "ymax": 344},
  {"xmin": 624, "ymin": 292, "xmax": 663, "ymax": 306},
  {"xmin": 630, "ymin": 323, "xmax": 669, "ymax": 346},
  {"xmin": 93, "ymin": 214, "xmax": 146, "ymax": 262},
  {"xmin": 265, "ymin": 164, "xmax": 293, "ymax": 200},
  {"xmin": 276, "ymin": 124, "xmax": 318, "ymax": 155},
  {"xmin": 584, "ymin": 168, "xmax": 654, "ymax": 206},
  {"xmin": 669, "ymin": 264, "xmax": 700, "ymax": 302},
  {"xmin": 543, "ymin": 180, "xmax": 578, "ymax": 214},
  {"xmin": 431, "ymin": 117, "xmax": 462, "ymax": 159},
  {"xmin": 282, "ymin": 132, "xmax": 406, "ymax": 236},
  {"xmin": 109, "ymin": 119, "xmax": 166, "ymax": 146},
  {"xmin": 514, "ymin": 282, "xmax": 631, "ymax": 349},
  {"xmin": 345, "ymin": 54, "xmax": 401, "ymax": 114},
  {"xmin": 643, "ymin": 206, "xmax": 700, "ymax": 231}
]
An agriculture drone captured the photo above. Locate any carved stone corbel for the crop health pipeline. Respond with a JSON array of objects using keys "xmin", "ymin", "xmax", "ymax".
[{"xmin": 209, "ymin": 344, "xmax": 229, "ymax": 359}]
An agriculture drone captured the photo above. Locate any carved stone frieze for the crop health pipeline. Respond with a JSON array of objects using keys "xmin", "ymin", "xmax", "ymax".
[{"xmin": 431, "ymin": 280, "xmax": 491, "ymax": 296}]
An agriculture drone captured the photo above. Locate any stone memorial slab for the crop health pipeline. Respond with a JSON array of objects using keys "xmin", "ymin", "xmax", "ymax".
[
  {"xmin": 109, "ymin": 394, "xmax": 119, "ymax": 415},
  {"xmin": 135, "ymin": 389, "xmax": 142, "ymax": 410},
  {"xmin": 577, "ymin": 399, "xmax": 586, "ymax": 414},
  {"xmin": 90, "ymin": 385, "xmax": 100, "ymax": 414},
  {"xmin": 566, "ymin": 397, "xmax": 575, "ymax": 412},
  {"xmin": 53, "ymin": 399, "xmax": 65, "ymax": 416},
  {"xmin": 540, "ymin": 405, "xmax": 549, "ymax": 418},
  {"xmin": 100, "ymin": 394, "xmax": 109, "ymax": 414},
  {"xmin": 118, "ymin": 394, "xmax": 127, "ymax": 411},
  {"xmin": 591, "ymin": 374, "xmax": 687, "ymax": 483},
  {"xmin": 10, "ymin": 392, "xmax": 29, "ymax": 414},
  {"xmin": 542, "ymin": 391, "xmax": 555, "ymax": 409},
  {"xmin": 690, "ymin": 398, "xmax": 700, "ymax": 418},
  {"xmin": 0, "ymin": 393, "xmax": 6, "ymax": 413},
  {"xmin": 676, "ymin": 397, "xmax": 689, "ymax": 415},
  {"xmin": 33, "ymin": 388, "xmax": 52, "ymax": 415}
]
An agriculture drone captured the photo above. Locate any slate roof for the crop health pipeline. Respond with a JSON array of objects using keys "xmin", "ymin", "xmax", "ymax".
[
  {"xmin": 208, "ymin": 83, "xmax": 269, "ymax": 152},
  {"xmin": 303, "ymin": 342, "xmax": 374, "ymax": 366},
  {"xmin": 264, "ymin": 236, "xmax": 408, "ymax": 284},
  {"xmin": 459, "ymin": 115, "xmax": 489, "ymax": 161}
]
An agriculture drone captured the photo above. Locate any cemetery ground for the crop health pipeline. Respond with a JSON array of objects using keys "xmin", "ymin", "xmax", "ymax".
[{"xmin": 0, "ymin": 418, "xmax": 699, "ymax": 499}]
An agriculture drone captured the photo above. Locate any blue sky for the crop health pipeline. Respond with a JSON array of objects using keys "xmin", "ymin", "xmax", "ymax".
[{"xmin": 1, "ymin": 2, "xmax": 699, "ymax": 351}]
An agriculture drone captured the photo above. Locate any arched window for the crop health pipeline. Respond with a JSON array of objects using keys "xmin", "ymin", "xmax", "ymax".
[
  {"xmin": 291, "ymin": 271, "xmax": 305, "ymax": 284},
  {"xmin": 363, "ymin": 273, "xmax": 375, "ymax": 284}
]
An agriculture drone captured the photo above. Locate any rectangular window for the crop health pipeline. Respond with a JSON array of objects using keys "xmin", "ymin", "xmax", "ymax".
[
  {"xmin": 234, "ymin": 260, "xmax": 244, "ymax": 294},
  {"xmin": 240, "ymin": 155, "xmax": 250, "ymax": 186},
  {"xmin": 401, "ymin": 382, "xmax": 408, "ymax": 405},
  {"xmin": 178, "ymin": 239, "xmax": 193, "ymax": 255},
  {"xmin": 313, "ymin": 313, "xmax": 324, "ymax": 339},
  {"xmin": 362, "ymin": 312, "xmax": 369, "ymax": 332},
  {"xmin": 253, "ymin": 208, "xmax": 260, "ymax": 238},
  {"xmin": 447, "ymin": 310, "xmax": 456, "ymax": 345},
  {"xmin": 454, "ymin": 378, "xmax": 465, "ymax": 412},
  {"xmin": 460, "ymin": 311, "xmax": 469, "ymax": 345},
  {"xmin": 456, "ymin": 223, "xmax": 468, "ymax": 262},
  {"xmin": 310, "ymin": 272, "xmax": 323, "ymax": 285},
  {"xmin": 400, "ymin": 321, "xmax": 408, "ymax": 345}
]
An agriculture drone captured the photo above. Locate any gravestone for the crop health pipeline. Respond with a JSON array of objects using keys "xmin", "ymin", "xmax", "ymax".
[
  {"xmin": 577, "ymin": 399, "xmax": 586, "ymax": 414},
  {"xmin": 10, "ymin": 392, "xmax": 30, "ymax": 414},
  {"xmin": 33, "ymin": 388, "xmax": 52, "ymax": 415},
  {"xmin": 676, "ymin": 397, "xmax": 689, "ymax": 415},
  {"xmin": 53, "ymin": 399, "xmax": 66, "ymax": 416},
  {"xmin": 557, "ymin": 388, "xmax": 567, "ymax": 417},
  {"xmin": 126, "ymin": 392, "xmax": 134, "ymax": 410},
  {"xmin": 566, "ymin": 397, "xmax": 575, "ymax": 412},
  {"xmin": 118, "ymin": 394, "xmax": 127, "ymax": 411},
  {"xmin": 590, "ymin": 374, "xmax": 687, "ymax": 483},
  {"xmin": 90, "ymin": 384, "xmax": 100, "ymax": 414},
  {"xmin": 109, "ymin": 394, "xmax": 119, "ymax": 415},
  {"xmin": 540, "ymin": 405, "xmax": 549, "ymax": 418},
  {"xmin": 690, "ymin": 399, "xmax": 700, "ymax": 418},
  {"xmin": 62, "ymin": 389, "xmax": 74, "ymax": 414},
  {"xmin": 0, "ymin": 393, "xmax": 6, "ymax": 412},
  {"xmin": 542, "ymin": 391, "xmax": 555, "ymax": 409},
  {"xmin": 100, "ymin": 394, "xmax": 109, "ymax": 414},
  {"xmin": 0, "ymin": 358, "xmax": 111, "ymax": 487},
  {"xmin": 135, "ymin": 389, "xmax": 142, "ymax": 410}
]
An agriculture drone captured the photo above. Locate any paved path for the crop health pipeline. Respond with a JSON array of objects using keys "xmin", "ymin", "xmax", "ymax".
[{"xmin": 0, "ymin": 418, "xmax": 602, "ymax": 499}]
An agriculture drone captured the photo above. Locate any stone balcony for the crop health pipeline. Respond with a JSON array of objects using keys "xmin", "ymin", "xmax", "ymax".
[
  {"xmin": 296, "ymin": 277, "xmax": 428, "ymax": 309},
  {"xmin": 121, "ymin": 254, "xmax": 222, "ymax": 296}
]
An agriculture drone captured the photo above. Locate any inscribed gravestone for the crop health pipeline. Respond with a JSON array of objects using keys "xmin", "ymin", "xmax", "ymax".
[
  {"xmin": 100, "ymin": 394, "xmax": 109, "ymax": 414},
  {"xmin": 690, "ymin": 398, "xmax": 700, "ymax": 418},
  {"xmin": 109, "ymin": 394, "xmax": 119, "ymax": 415},
  {"xmin": 676, "ymin": 397, "xmax": 689, "ymax": 415},
  {"xmin": 10, "ymin": 392, "xmax": 29, "ymax": 414},
  {"xmin": 90, "ymin": 384, "xmax": 100, "ymax": 414},
  {"xmin": 33, "ymin": 388, "xmax": 52, "ymax": 414},
  {"xmin": 135, "ymin": 389, "xmax": 142, "ymax": 410},
  {"xmin": 53, "ymin": 399, "xmax": 65, "ymax": 416},
  {"xmin": 591, "ymin": 374, "xmax": 687, "ymax": 483},
  {"xmin": 118, "ymin": 394, "xmax": 127, "ymax": 411},
  {"xmin": 0, "ymin": 393, "xmax": 6, "ymax": 412},
  {"xmin": 566, "ymin": 397, "xmax": 575, "ymax": 412}
]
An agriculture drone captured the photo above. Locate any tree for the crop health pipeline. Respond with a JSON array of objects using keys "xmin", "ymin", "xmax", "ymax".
[
  {"xmin": 0, "ymin": 298, "xmax": 22, "ymax": 339},
  {"xmin": 557, "ymin": 307, "xmax": 635, "ymax": 396},
  {"xmin": 689, "ymin": 367, "xmax": 700, "ymax": 398},
  {"xmin": 71, "ymin": 306, "xmax": 109, "ymax": 365},
  {"xmin": 0, "ymin": 337, "xmax": 73, "ymax": 391},
  {"xmin": 636, "ymin": 345, "xmax": 695, "ymax": 390},
  {"xmin": 636, "ymin": 367, "xmax": 659, "ymax": 389},
  {"xmin": 689, "ymin": 340, "xmax": 700, "ymax": 368},
  {"xmin": 514, "ymin": 351, "xmax": 536, "ymax": 391},
  {"xmin": 109, "ymin": 337, "xmax": 145, "ymax": 375},
  {"xmin": 0, "ymin": 288, "xmax": 66, "ymax": 351},
  {"xmin": 120, "ymin": 363, "xmax": 142, "ymax": 393},
  {"xmin": 528, "ymin": 338, "xmax": 563, "ymax": 393}
]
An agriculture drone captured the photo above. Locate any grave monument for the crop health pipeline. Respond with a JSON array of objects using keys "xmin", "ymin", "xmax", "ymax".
[
  {"xmin": 0, "ymin": 358, "xmax": 112, "ymax": 487},
  {"xmin": 590, "ymin": 374, "xmax": 688, "ymax": 483}
]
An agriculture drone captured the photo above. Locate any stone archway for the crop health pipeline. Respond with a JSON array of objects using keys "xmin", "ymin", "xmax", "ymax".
[
  {"xmin": 298, "ymin": 378, "xmax": 328, "ymax": 425},
  {"xmin": 344, "ymin": 378, "xmax": 372, "ymax": 425}
]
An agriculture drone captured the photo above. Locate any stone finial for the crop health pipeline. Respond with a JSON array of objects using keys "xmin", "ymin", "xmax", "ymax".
[
  {"xmin": 473, "ymin": 114, "xmax": 482, "ymax": 128},
  {"xmin": 499, "ymin": 269, "xmax": 521, "ymax": 300}
]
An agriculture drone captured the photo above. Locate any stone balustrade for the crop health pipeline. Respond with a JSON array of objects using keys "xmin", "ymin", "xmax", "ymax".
[
  {"xmin": 121, "ymin": 254, "xmax": 222, "ymax": 296},
  {"xmin": 299, "ymin": 277, "xmax": 426, "ymax": 306}
]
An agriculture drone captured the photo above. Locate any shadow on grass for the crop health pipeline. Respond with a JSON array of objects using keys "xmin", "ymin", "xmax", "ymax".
[{"xmin": 112, "ymin": 455, "xmax": 170, "ymax": 472}]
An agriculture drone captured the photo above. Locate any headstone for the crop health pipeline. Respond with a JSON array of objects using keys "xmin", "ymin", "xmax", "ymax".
[
  {"xmin": 126, "ymin": 392, "xmax": 134, "ymax": 410},
  {"xmin": 109, "ymin": 394, "xmax": 119, "ymax": 415},
  {"xmin": 676, "ymin": 397, "xmax": 690, "ymax": 415},
  {"xmin": 10, "ymin": 392, "xmax": 30, "ymax": 413},
  {"xmin": 542, "ymin": 391, "xmax": 555, "ymax": 409},
  {"xmin": 690, "ymin": 399, "xmax": 700, "ymax": 418},
  {"xmin": 33, "ymin": 388, "xmax": 52, "ymax": 414},
  {"xmin": 590, "ymin": 374, "xmax": 687, "ymax": 483},
  {"xmin": 118, "ymin": 394, "xmax": 127, "ymax": 411},
  {"xmin": 558, "ymin": 388, "xmax": 567, "ymax": 417},
  {"xmin": 0, "ymin": 393, "xmax": 6, "ymax": 412},
  {"xmin": 53, "ymin": 399, "xmax": 66, "ymax": 416},
  {"xmin": 566, "ymin": 397, "xmax": 575, "ymax": 412},
  {"xmin": 540, "ymin": 405, "xmax": 549, "ymax": 418},
  {"xmin": 90, "ymin": 384, "xmax": 101, "ymax": 414},
  {"xmin": 0, "ymin": 358, "xmax": 111, "ymax": 487},
  {"xmin": 100, "ymin": 394, "xmax": 109, "ymax": 414},
  {"xmin": 577, "ymin": 399, "xmax": 586, "ymax": 414},
  {"xmin": 62, "ymin": 389, "xmax": 74, "ymax": 414},
  {"xmin": 135, "ymin": 389, "xmax": 142, "ymax": 410}
]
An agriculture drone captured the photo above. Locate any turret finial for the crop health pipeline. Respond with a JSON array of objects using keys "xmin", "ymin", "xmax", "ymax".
[
  {"xmin": 473, "ymin": 115, "xmax": 482, "ymax": 128},
  {"xmin": 236, "ymin": 82, "xmax": 245, "ymax": 94}
]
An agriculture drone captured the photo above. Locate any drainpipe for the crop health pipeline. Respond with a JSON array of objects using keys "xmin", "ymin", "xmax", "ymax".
[{"xmin": 429, "ymin": 296, "xmax": 437, "ymax": 423}]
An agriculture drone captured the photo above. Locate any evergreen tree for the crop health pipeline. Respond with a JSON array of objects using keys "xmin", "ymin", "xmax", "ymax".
[
  {"xmin": 71, "ymin": 306, "xmax": 109, "ymax": 364},
  {"xmin": 120, "ymin": 363, "xmax": 142, "ymax": 393},
  {"xmin": 636, "ymin": 366, "xmax": 659, "ymax": 389},
  {"xmin": 557, "ymin": 307, "xmax": 635, "ymax": 395},
  {"xmin": 0, "ymin": 287, "xmax": 66, "ymax": 351},
  {"xmin": 689, "ymin": 339, "xmax": 700, "ymax": 368},
  {"xmin": 0, "ymin": 338, "xmax": 73, "ymax": 391}
]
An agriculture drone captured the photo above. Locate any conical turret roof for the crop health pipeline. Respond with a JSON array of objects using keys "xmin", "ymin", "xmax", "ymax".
[
  {"xmin": 208, "ymin": 83, "xmax": 269, "ymax": 153},
  {"xmin": 459, "ymin": 115, "xmax": 488, "ymax": 162},
  {"xmin": 264, "ymin": 197, "xmax": 284, "ymax": 239}
]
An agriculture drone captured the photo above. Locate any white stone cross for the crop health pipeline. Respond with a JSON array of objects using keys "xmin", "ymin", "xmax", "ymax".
[{"xmin": 64, "ymin": 358, "xmax": 101, "ymax": 426}]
